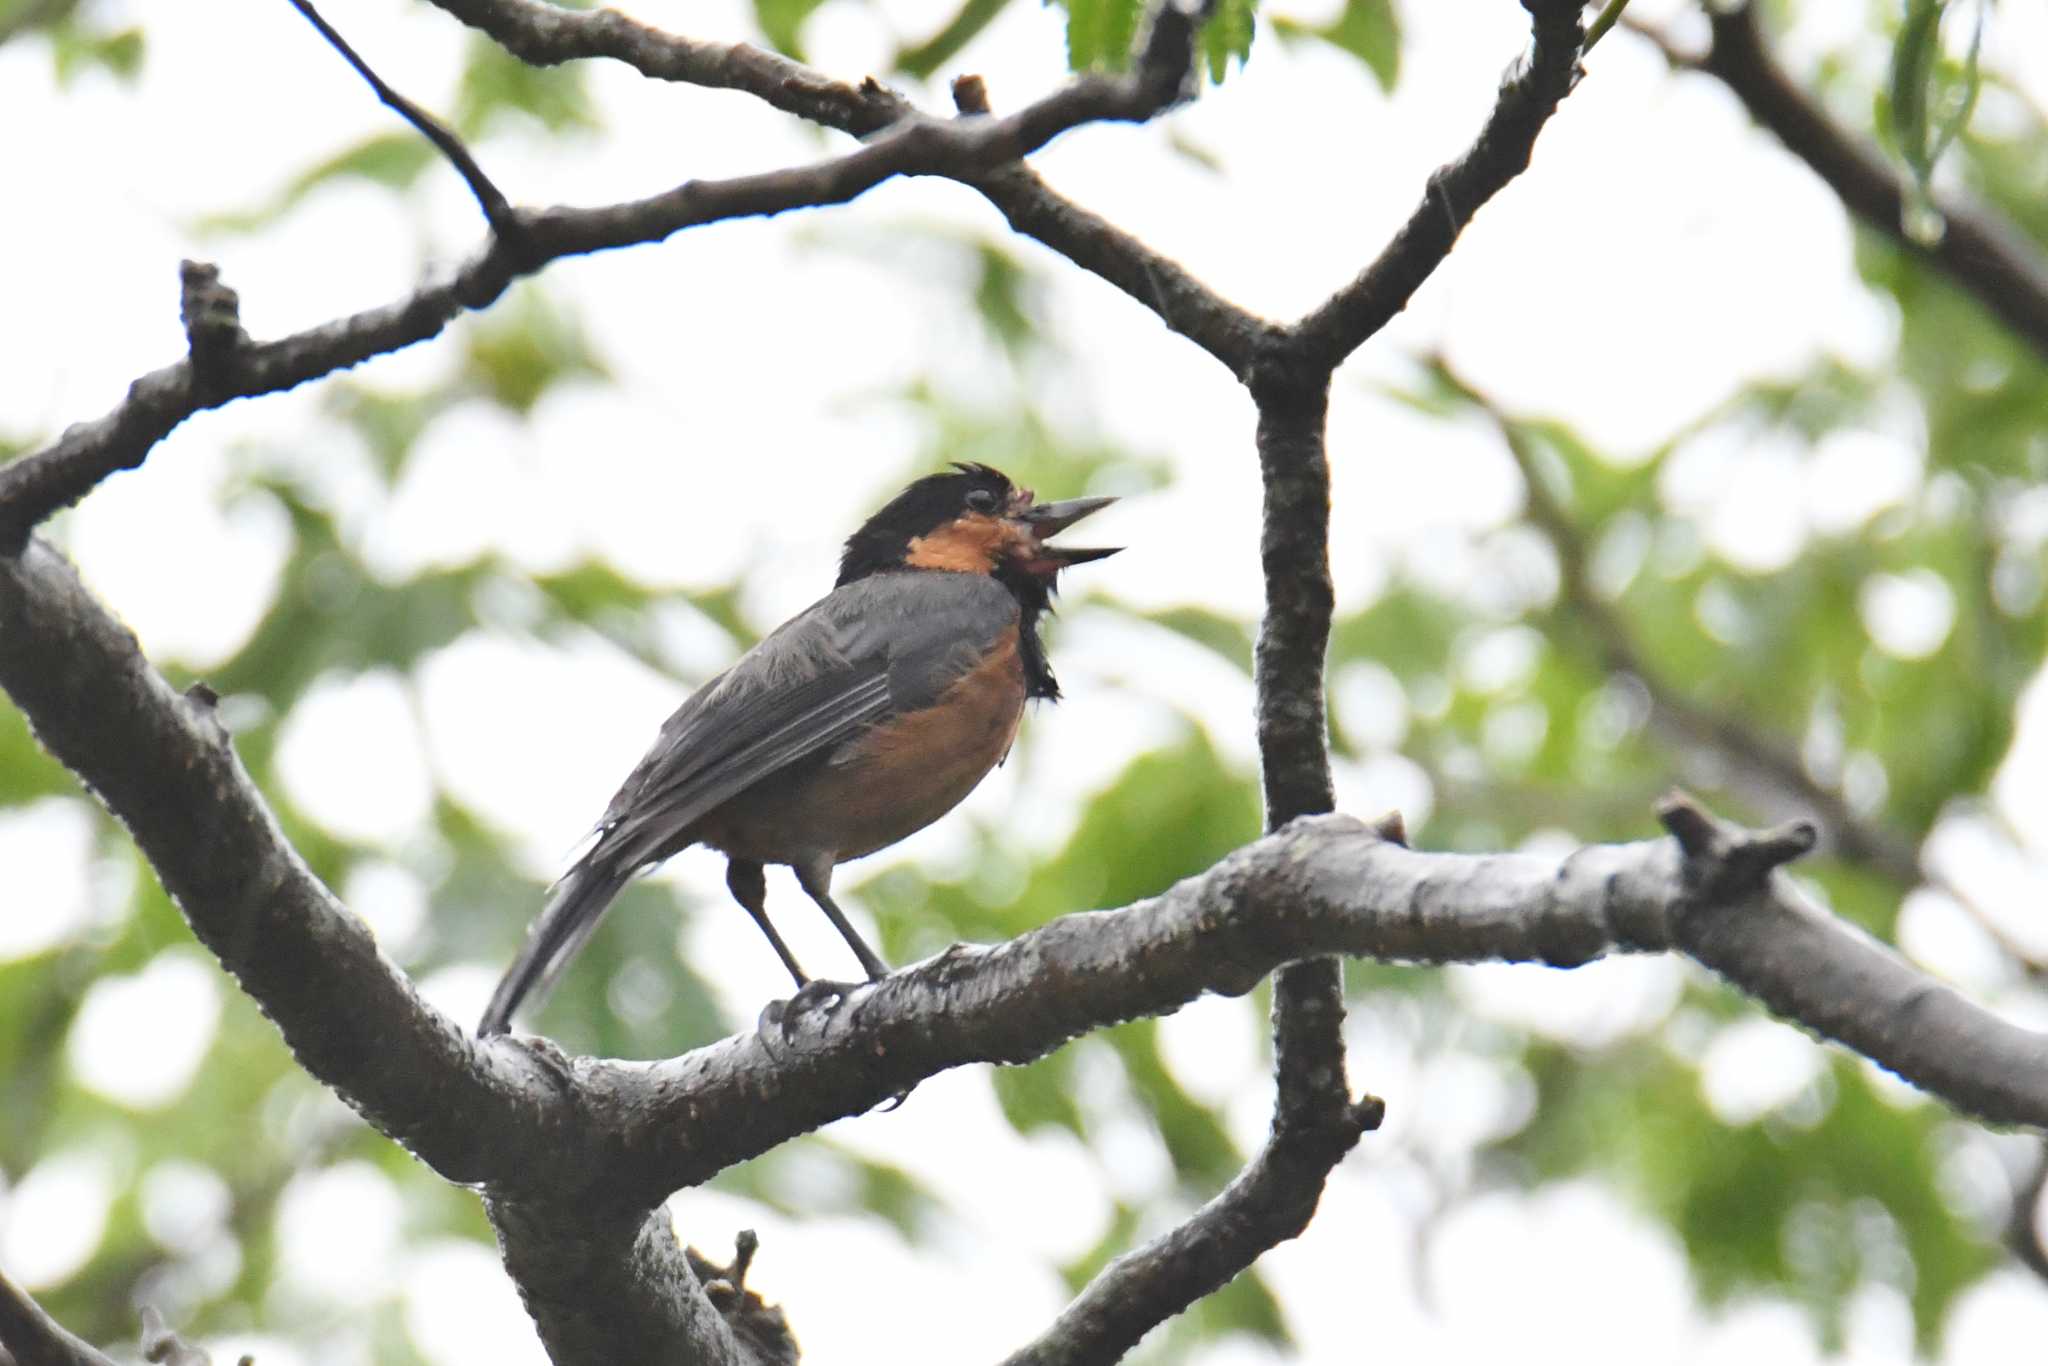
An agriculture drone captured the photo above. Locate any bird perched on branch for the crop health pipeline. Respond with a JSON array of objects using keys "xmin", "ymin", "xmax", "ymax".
[{"xmin": 478, "ymin": 463, "xmax": 1118, "ymax": 1036}]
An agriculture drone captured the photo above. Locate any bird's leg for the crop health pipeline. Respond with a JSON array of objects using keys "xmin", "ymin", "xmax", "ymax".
[
  {"xmin": 793, "ymin": 857, "xmax": 890, "ymax": 981},
  {"xmin": 726, "ymin": 859, "xmax": 809, "ymax": 990}
]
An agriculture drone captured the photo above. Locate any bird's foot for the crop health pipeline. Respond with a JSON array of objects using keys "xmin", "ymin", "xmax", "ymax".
[
  {"xmin": 786, "ymin": 976, "xmax": 857, "ymax": 1018},
  {"xmin": 750, "ymin": 983, "xmax": 915, "ymax": 1112},
  {"xmin": 754, "ymin": 977, "xmax": 862, "ymax": 1050}
]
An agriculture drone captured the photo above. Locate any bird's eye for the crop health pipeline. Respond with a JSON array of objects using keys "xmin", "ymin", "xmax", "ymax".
[{"xmin": 964, "ymin": 488, "xmax": 998, "ymax": 513}]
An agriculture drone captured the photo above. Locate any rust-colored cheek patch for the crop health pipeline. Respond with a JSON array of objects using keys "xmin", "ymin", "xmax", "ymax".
[{"xmin": 906, "ymin": 514, "xmax": 1013, "ymax": 572}]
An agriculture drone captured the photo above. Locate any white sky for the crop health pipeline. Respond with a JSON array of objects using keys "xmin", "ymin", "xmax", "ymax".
[{"xmin": 3, "ymin": 0, "xmax": 2048, "ymax": 1361}]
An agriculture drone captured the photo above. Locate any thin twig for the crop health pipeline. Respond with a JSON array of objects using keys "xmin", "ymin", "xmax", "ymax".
[
  {"xmin": 1637, "ymin": 3, "xmax": 2048, "ymax": 362},
  {"xmin": 285, "ymin": 0, "xmax": 516, "ymax": 229},
  {"xmin": 0, "ymin": 1, "xmax": 1215, "ymax": 552},
  {"xmin": 1581, "ymin": 0, "xmax": 1633, "ymax": 54},
  {"xmin": 428, "ymin": 0, "xmax": 1270, "ymax": 375},
  {"xmin": 1291, "ymin": 0, "xmax": 1584, "ymax": 367}
]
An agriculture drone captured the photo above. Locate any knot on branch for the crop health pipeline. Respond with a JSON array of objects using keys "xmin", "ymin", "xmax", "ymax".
[
  {"xmin": 687, "ymin": 1230, "xmax": 799, "ymax": 1366},
  {"xmin": 181, "ymin": 681, "xmax": 233, "ymax": 748},
  {"xmin": 951, "ymin": 73, "xmax": 992, "ymax": 116},
  {"xmin": 142, "ymin": 1304, "xmax": 244, "ymax": 1366},
  {"xmin": 1656, "ymin": 789, "xmax": 1817, "ymax": 907},
  {"xmin": 178, "ymin": 260, "xmax": 248, "ymax": 389}
]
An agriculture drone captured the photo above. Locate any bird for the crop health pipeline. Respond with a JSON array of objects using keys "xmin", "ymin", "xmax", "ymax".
[{"xmin": 477, "ymin": 462, "xmax": 1118, "ymax": 1036}]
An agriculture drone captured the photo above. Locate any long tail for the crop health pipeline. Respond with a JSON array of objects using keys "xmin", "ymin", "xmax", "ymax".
[{"xmin": 477, "ymin": 857, "xmax": 633, "ymax": 1036}]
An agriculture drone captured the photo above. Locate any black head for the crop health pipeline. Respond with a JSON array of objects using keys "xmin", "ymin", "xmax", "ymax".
[{"xmin": 836, "ymin": 463, "xmax": 1118, "ymax": 589}]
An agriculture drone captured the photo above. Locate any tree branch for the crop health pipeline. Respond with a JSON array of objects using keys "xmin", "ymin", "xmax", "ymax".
[
  {"xmin": 0, "ymin": 0, "xmax": 1214, "ymax": 552},
  {"xmin": 1011, "ymin": 362, "xmax": 1375, "ymax": 1366},
  {"xmin": 1246, "ymin": 365, "xmax": 1353, "ymax": 1141},
  {"xmin": 1645, "ymin": 3, "xmax": 2048, "ymax": 362},
  {"xmin": 423, "ymin": 0, "xmax": 906, "ymax": 135},
  {"xmin": 574, "ymin": 790, "xmax": 2048, "ymax": 1205},
  {"xmin": 1290, "ymin": 0, "xmax": 1584, "ymax": 367},
  {"xmin": 0, "ymin": 1266, "xmax": 114, "ymax": 1366},
  {"xmin": 286, "ymin": 0, "xmax": 516, "ymax": 229},
  {"xmin": 958, "ymin": 156, "xmax": 1271, "ymax": 377},
  {"xmin": 429, "ymin": 0, "xmax": 1270, "ymax": 374},
  {"xmin": 488, "ymin": 1202, "xmax": 786, "ymax": 1366}
]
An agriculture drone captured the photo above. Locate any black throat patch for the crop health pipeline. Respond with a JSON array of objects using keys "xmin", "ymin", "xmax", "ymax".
[{"xmin": 995, "ymin": 563, "xmax": 1061, "ymax": 701}]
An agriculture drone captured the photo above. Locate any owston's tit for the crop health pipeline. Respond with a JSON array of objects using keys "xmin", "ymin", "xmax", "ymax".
[{"xmin": 478, "ymin": 463, "xmax": 1117, "ymax": 1036}]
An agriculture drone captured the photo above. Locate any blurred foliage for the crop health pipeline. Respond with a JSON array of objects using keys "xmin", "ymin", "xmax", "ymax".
[
  {"xmin": 452, "ymin": 33, "xmax": 596, "ymax": 138},
  {"xmin": 7, "ymin": 2, "xmax": 2048, "ymax": 1364},
  {"xmin": 754, "ymin": 0, "xmax": 832, "ymax": 62},
  {"xmin": 1, "ymin": 0, "xmax": 144, "ymax": 85},
  {"xmin": 196, "ymin": 133, "xmax": 438, "ymax": 237},
  {"xmin": 1273, "ymin": 0, "xmax": 1399, "ymax": 92}
]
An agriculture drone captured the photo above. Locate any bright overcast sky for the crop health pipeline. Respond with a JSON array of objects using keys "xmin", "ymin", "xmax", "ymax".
[{"xmin": 5, "ymin": 0, "xmax": 2048, "ymax": 1361}]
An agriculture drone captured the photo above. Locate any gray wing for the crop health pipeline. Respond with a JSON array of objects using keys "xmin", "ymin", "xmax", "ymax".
[{"xmin": 596, "ymin": 570, "xmax": 1017, "ymax": 868}]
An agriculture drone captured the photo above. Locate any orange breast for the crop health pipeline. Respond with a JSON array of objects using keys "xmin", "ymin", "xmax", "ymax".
[{"xmin": 700, "ymin": 628, "xmax": 1027, "ymax": 867}]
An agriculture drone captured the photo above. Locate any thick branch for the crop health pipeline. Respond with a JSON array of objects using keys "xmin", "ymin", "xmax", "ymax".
[
  {"xmin": 489, "ymin": 1202, "xmax": 777, "ymax": 1366},
  {"xmin": 1291, "ymin": 0, "xmax": 1584, "ymax": 367},
  {"xmin": 0, "ymin": 3, "xmax": 1209, "ymax": 551},
  {"xmin": 1669, "ymin": 4, "xmax": 2048, "ymax": 363},
  {"xmin": 550, "ymin": 799, "xmax": 2048, "ymax": 1207}
]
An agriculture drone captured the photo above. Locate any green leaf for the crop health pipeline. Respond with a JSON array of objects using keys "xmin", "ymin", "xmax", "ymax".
[
  {"xmin": 454, "ymin": 34, "xmax": 596, "ymax": 137},
  {"xmin": 1199, "ymin": 0, "xmax": 1256, "ymax": 83},
  {"xmin": 1883, "ymin": 0, "xmax": 1984, "ymax": 235},
  {"xmin": 323, "ymin": 382, "xmax": 450, "ymax": 484},
  {"xmin": 753, "ymin": 0, "xmax": 829, "ymax": 60},
  {"xmin": 895, "ymin": 0, "xmax": 1012, "ymax": 78},
  {"xmin": 1274, "ymin": 0, "xmax": 1398, "ymax": 91},
  {"xmin": 1060, "ymin": 0, "xmax": 1145, "ymax": 72},
  {"xmin": 197, "ymin": 133, "xmax": 437, "ymax": 236},
  {"xmin": 206, "ymin": 490, "xmax": 491, "ymax": 711},
  {"xmin": 459, "ymin": 284, "xmax": 609, "ymax": 414},
  {"xmin": 991, "ymin": 1052, "xmax": 1087, "ymax": 1136},
  {"xmin": 1143, "ymin": 605, "xmax": 1254, "ymax": 674},
  {"xmin": 48, "ymin": 21, "xmax": 143, "ymax": 85},
  {"xmin": 971, "ymin": 241, "xmax": 1044, "ymax": 362},
  {"xmin": 1508, "ymin": 1038, "xmax": 1997, "ymax": 1348},
  {"xmin": 1108, "ymin": 1020, "xmax": 1240, "ymax": 1185}
]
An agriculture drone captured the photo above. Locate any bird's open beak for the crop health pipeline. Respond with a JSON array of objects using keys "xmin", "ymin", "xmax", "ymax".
[{"xmin": 1019, "ymin": 496, "xmax": 1120, "ymax": 571}]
